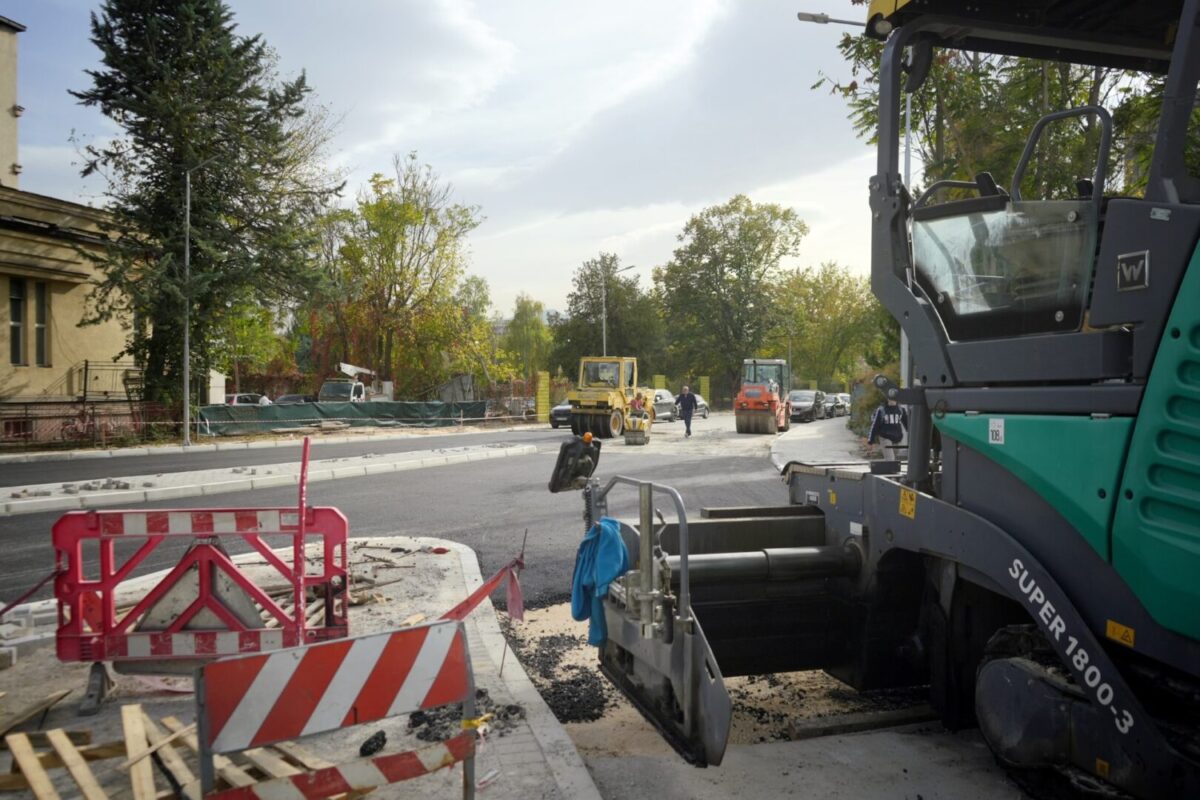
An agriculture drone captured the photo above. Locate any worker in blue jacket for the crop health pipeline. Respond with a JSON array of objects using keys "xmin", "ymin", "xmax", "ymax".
[
  {"xmin": 571, "ymin": 517, "xmax": 630, "ymax": 646},
  {"xmin": 867, "ymin": 397, "xmax": 908, "ymax": 448}
]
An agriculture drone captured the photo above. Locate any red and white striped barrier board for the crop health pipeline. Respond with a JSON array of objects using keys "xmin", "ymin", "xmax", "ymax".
[
  {"xmin": 196, "ymin": 620, "xmax": 478, "ymax": 797},
  {"xmin": 199, "ymin": 621, "xmax": 469, "ymax": 753},
  {"xmin": 206, "ymin": 731, "xmax": 474, "ymax": 799},
  {"xmin": 53, "ymin": 505, "xmax": 349, "ymax": 665}
]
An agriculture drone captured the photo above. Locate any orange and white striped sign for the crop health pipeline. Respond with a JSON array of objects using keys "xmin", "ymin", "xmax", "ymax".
[{"xmin": 199, "ymin": 620, "xmax": 470, "ymax": 754}]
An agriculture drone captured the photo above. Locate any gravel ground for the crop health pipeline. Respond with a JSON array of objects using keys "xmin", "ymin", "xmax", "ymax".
[{"xmin": 500, "ymin": 602, "xmax": 929, "ymax": 757}]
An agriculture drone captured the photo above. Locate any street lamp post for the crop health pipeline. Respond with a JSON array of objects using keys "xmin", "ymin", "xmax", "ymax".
[
  {"xmin": 182, "ymin": 155, "xmax": 218, "ymax": 447},
  {"xmin": 796, "ymin": 9, "xmax": 912, "ymax": 386},
  {"xmin": 601, "ymin": 263, "xmax": 638, "ymax": 356}
]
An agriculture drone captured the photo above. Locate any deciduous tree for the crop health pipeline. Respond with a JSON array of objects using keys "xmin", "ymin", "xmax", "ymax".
[
  {"xmin": 549, "ymin": 253, "xmax": 665, "ymax": 378},
  {"xmin": 655, "ymin": 196, "xmax": 808, "ymax": 393},
  {"xmin": 503, "ymin": 294, "xmax": 551, "ymax": 385}
]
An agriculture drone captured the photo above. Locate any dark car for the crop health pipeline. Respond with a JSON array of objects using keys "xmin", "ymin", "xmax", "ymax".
[
  {"xmin": 550, "ymin": 400, "xmax": 572, "ymax": 429},
  {"xmin": 275, "ymin": 393, "xmax": 316, "ymax": 404},
  {"xmin": 674, "ymin": 393, "xmax": 710, "ymax": 420},
  {"xmin": 789, "ymin": 390, "xmax": 826, "ymax": 422},
  {"xmin": 651, "ymin": 389, "xmax": 677, "ymax": 421}
]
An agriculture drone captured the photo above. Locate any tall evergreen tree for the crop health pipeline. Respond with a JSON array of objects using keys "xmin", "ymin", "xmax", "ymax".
[{"xmin": 73, "ymin": 0, "xmax": 340, "ymax": 405}]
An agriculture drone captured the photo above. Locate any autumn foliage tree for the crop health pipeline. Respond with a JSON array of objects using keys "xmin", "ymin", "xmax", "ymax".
[{"xmin": 304, "ymin": 154, "xmax": 490, "ymax": 397}]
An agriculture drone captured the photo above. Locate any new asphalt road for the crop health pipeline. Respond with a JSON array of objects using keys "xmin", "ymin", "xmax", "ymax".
[{"xmin": 0, "ymin": 413, "xmax": 860, "ymax": 608}]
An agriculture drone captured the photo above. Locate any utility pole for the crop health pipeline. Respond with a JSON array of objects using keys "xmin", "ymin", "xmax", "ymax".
[
  {"xmin": 182, "ymin": 155, "xmax": 219, "ymax": 447},
  {"xmin": 601, "ymin": 263, "xmax": 638, "ymax": 356},
  {"xmin": 796, "ymin": 10, "xmax": 913, "ymax": 387}
]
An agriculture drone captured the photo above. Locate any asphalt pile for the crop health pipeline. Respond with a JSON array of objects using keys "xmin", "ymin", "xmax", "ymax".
[
  {"xmin": 499, "ymin": 622, "xmax": 617, "ymax": 724},
  {"xmin": 408, "ymin": 687, "xmax": 527, "ymax": 742}
]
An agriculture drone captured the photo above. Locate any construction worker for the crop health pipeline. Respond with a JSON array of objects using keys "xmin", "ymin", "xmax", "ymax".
[
  {"xmin": 677, "ymin": 384, "xmax": 698, "ymax": 438},
  {"xmin": 867, "ymin": 396, "xmax": 908, "ymax": 452}
]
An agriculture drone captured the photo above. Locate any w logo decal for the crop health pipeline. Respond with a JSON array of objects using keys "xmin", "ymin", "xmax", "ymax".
[{"xmin": 1117, "ymin": 250, "xmax": 1150, "ymax": 291}]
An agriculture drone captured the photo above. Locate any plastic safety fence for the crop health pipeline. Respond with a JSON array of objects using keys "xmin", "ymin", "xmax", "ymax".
[
  {"xmin": 53, "ymin": 507, "xmax": 350, "ymax": 664},
  {"xmin": 197, "ymin": 401, "xmax": 488, "ymax": 435}
]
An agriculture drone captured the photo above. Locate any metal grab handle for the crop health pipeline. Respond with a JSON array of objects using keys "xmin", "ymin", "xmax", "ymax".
[
  {"xmin": 1010, "ymin": 105, "xmax": 1113, "ymax": 213},
  {"xmin": 596, "ymin": 475, "xmax": 692, "ymax": 625},
  {"xmin": 913, "ymin": 179, "xmax": 982, "ymax": 210}
]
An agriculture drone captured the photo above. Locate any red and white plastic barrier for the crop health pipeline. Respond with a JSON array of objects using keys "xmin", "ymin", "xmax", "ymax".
[
  {"xmin": 206, "ymin": 732, "xmax": 475, "ymax": 799},
  {"xmin": 53, "ymin": 505, "xmax": 349, "ymax": 664},
  {"xmin": 196, "ymin": 620, "xmax": 477, "ymax": 797}
]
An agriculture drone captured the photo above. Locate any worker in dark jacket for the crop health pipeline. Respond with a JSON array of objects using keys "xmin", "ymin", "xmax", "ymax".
[
  {"xmin": 867, "ymin": 397, "xmax": 908, "ymax": 447},
  {"xmin": 677, "ymin": 384, "xmax": 698, "ymax": 438}
]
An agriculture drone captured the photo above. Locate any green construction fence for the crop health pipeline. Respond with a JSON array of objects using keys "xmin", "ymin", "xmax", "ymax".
[{"xmin": 197, "ymin": 401, "xmax": 488, "ymax": 436}]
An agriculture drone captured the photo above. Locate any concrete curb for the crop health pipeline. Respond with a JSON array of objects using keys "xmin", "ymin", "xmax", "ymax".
[
  {"xmin": 1, "ymin": 444, "xmax": 538, "ymax": 516},
  {"xmin": 447, "ymin": 541, "xmax": 604, "ymax": 800},
  {"xmin": 0, "ymin": 423, "xmax": 538, "ymax": 465}
]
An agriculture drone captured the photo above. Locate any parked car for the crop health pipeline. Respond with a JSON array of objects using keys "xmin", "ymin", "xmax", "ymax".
[
  {"xmin": 674, "ymin": 393, "xmax": 710, "ymax": 419},
  {"xmin": 225, "ymin": 393, "xmax": 265, "ymax": 406},
  {"xmin": 274, "ymin": 393, "xmax": 315, "ymax": 404},
  {"xmin": 838, "ymin": 393, "xmax": 852, "ymax": 416},
  {"xmin": 651, "ymin": 389, "xmax": 677, "ymax": 421},
  {"xmin": 789, "ymin": 390, "xmax": 825, "ymax": 422},
  {"xmin": 823, "ymin": 394, "xmax": 846, "ymax": 418},
  {"xmin": 550, "ymin": 400, "xmax": 572, "ymax": 429}
]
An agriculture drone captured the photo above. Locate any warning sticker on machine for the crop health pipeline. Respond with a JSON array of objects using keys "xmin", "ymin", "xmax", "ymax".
[
  {"xmin": 899, "ymin": 487, "xmax": 917, "ymax": 519},
  {"xmin": 1106, "ymin": 620, "xmax": 1136, "ymax": 648},
  {"xmin": 988, "ymin": 418, "xmax": 1005, "ymax": 445}
]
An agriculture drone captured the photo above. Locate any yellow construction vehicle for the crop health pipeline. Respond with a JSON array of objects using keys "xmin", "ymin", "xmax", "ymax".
[{"xmin": 567, "ymin": 356, "xmax": 654, "ymax": 438}]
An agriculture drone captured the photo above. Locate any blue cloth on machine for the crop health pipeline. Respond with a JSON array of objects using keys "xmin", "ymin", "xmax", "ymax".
[{"xmin": 571, "ymin": 516, "xmax": 630, "ymax": 646}]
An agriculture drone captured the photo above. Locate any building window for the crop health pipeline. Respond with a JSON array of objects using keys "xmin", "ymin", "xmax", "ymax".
[
  {"xmin": 34, "ymin": 281, "xmax": 48, "ymax": 366},
  {"xmin": 8, "ymin": 277, "xmax": 24, "ymax": 365}
]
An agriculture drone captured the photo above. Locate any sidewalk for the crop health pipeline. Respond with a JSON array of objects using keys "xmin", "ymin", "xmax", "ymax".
[
  {"xmin": 2, "ymin": 443, "xmax": 537, "ymax": 516},
  {"xmin": 0, "ymin": 536, "xmax": 602, "ymax": 799},
  {"xmin": 769, "ymin": 416, "xmax": 863, "ymax": 470}
]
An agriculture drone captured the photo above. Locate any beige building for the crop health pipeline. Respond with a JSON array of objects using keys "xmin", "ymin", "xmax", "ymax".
[{"xmin": 0, "ymin": 15, "xmax": 131, "ymax": 409}]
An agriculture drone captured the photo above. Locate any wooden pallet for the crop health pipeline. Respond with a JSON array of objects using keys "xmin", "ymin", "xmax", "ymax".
[{"xmin": 2, "ymin": 705, "xmax": 356, "ymax": 799}]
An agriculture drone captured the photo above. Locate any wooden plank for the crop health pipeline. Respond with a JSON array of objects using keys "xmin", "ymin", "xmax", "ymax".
[
  {"xmin": 5, "ymin": 733, "xmax": 61, "ymax": 800},
  {"xmin": 117, "ymin": 723, "xmax": 195, "ymax": 771},
  {"xmin": 161, "ymin": 715, "xmax": 257, "ymax": 788},
  {"xmin": 121, "ymin": 705, "xmax": 156, "ymax": 800},
  {"xmin": 0, "ymin": 744, "xmax": 126, "ymax": 793},
  {"xmin": 242, "ymin": 747, "xmax": 299, "ymax": 778},
  {"xmin": 0, "ymin": 771, "xmax": 32, "ymax": 791},
  {"xmin": 0, "ymin": 690, "xmax": 71, "ymax": 738},
  {"xmin": 140, "ymin": 714, "xmax": 196, "ymax": 800},
  {"xmin": 270, "ymin": 740, "xmax": 335, "ymax": 770},
  {"xmin": 46, "ymin": 729, "xmax": 106, "ymax": 800},
  {"xmin": 0, "ymin": 731, "xmax": 91, "ymax": 750}
]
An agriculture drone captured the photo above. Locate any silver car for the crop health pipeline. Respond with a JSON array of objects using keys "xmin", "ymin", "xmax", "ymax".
[{"xmin": 651, "ymin": 389, "xmax": 678, "ymax": 421}]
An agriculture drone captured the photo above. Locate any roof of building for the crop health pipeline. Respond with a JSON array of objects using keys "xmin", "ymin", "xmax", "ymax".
[{"xmin": 0, "ymin": 16, "xmax": 26, "ymax": 33}]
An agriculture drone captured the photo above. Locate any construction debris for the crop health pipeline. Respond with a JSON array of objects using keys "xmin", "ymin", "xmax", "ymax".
[{"xmin": 0, "ymin": 704, "xmax": 350, "ymax": 798}]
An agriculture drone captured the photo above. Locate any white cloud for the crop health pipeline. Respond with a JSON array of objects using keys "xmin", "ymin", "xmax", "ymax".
[{"xmin": 18, "ymin": 0, "xmax": 882, "ymax": 316}]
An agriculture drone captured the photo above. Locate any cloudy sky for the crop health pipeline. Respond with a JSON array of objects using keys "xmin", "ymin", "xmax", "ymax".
[{"xmin": 11, "ymin": 0, "xmax": 876, "ymax": 314}]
